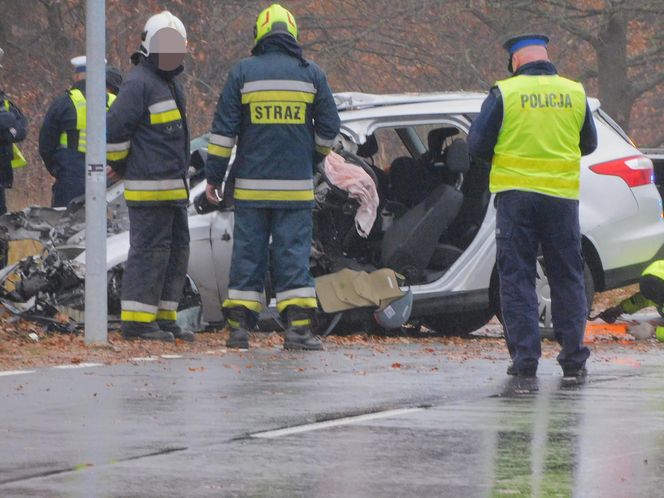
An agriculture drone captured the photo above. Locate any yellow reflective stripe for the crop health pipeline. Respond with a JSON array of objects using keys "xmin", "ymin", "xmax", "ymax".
[
  {"xmin": 121, "ymin": 310, "xmax": 156, "ymax": 323},
  {"xmin": 315, "ymin": 145, "xmax": 331, "ymax": 156},
  {"xmin": 490, "ymin": 171, "xmax": 579, "ymax": 196},
  {"xmin": 291, "ymin": 319, "xmax": 311, "ymax": 327},
  {"xmin": 227, "ymin": 319, "xmax": 240, "ymax": 328},
  {"xmin": 222, "ymin": 299, "xmax": 263, "ymax": 313},
  {"xmin": 234, "ymin": 189, "xmax": 314, "ymax": 202},
  {"xmin": 124, "ymin": 189, "xmax": 188, "ymax": 202},
  {"xmin": 11, "ymin": 144, "xmax": 27, "ymax": 168},
  {"xmin": 107, "ymin": 149, "xmax": 130, "ymax": 161},
  {"xmin": 59, "ymin": 133, "xmax": 68, "ymax": 147},
  {"xmin": 150, "ymin": 109, "xmax": 182, "ymax": 125},
  {"xmin": 277, "ymin": 297, "xmax": 318, "ymax": 313},
  {"xmin": 208, "ymin": 143, "xmax": 232, "ymax": 158},
  {"xmin": 157, "ymin": 310, "xmax": 177, "ymax": 320},
  {"xmin": 492, "ymin": 153, "xmax": 578, "ymax": 173},
  {"xmin": 241, "ymin": 90, "xmax": 315, "ymax": 104}
]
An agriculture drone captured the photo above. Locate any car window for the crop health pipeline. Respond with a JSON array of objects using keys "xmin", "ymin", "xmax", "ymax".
[
  {"xmin": 373, "ymin": 128, "xmax": 412, "ymax": 171},
  {"xmin": 595, "ymin": 109, "xmax": 633, "ymax": 145}
]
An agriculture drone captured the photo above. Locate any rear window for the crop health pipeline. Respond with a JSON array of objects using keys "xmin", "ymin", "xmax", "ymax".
[{"xmin": 595, "ymin": 109, "xmax": 633, "ymax": 145}]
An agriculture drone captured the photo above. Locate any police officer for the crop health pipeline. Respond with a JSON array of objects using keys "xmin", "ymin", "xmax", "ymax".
[
  {"xmin": 0, "ymin": 47, "xmax": 28, "ymax": 215},
  {"xmin": 205, "ymin": 3, "xmax": 340, "ymax": 350},
  {"xmin": 107, "ymin": 11, "xmax": 194, "ymax": 343},
  {"xmin": 468, "ymin": 34, "xmax": 598, "ymax": 380},
  {"xmin": 597, "ymin": 260, "xmax": 664, "ymax": 324},
  {"xmin": 39, "ymin": 56, "xmax": 119, "ymax": 208}
]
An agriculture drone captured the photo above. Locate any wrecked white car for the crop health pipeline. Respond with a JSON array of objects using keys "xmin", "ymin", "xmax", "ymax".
[{"xmin": 1, "ymin": 93, "xmax": 663, "ymax": 336}]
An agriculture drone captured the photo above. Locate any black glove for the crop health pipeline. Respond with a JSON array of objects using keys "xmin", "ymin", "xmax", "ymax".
[{"xmin": 598, "ymin": 305, "xmax": 624, "ymax": 324}]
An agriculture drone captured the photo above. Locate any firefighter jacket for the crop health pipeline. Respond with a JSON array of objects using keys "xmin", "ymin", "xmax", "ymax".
[
  {"xmin": 39, "ymin": 82, "xmax": 115, "ymax": 190},
  {"xmin": 107, "ymin": 56, "xmax": 189, "ymax": 206},
  {"xmin": 0, "ymin": 90, "xmax": 27, "ymax": 189},
  {"xmin": 205, "ymin": 35, "xmax": 340, "ymax": 209}
]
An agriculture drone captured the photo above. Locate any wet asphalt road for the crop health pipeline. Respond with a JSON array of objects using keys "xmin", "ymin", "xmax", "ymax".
[{"xmin": 1, "ymin": 339, "xmax": 664, "ymax": 497}]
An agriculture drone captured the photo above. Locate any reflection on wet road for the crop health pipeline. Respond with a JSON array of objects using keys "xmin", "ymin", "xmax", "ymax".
[{"xmin": 1, "ymin": 345, "xmax": 663, "ymax": 497}]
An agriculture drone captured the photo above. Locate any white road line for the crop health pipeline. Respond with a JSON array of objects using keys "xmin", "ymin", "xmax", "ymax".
[
  {"xmin": 131, "ymin": 357, "xmax": 157, "ymax": 362},
  {"xmin": 160, "ymin": 354, "xmax": 183, "ymax": 359},
  {"xmin": 0, "ymin": 370, "xmax": 35, "ymax": 377},
  {"xmin": 52, "ymin": 363, "xmax": 104, "ymax": 369},
  {"xmin": 250, "ymin": 407, "xmax": 425, "ymax": 439}
]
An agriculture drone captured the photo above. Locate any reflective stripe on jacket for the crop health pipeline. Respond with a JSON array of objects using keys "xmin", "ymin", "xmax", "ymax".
[
  {"xmin": 106, "ymin": 57, "xmax": 189, "ymax": 206},
  {"xmin": 59, "ymin": 88, "xmax": 116, "ymax": 154},
  {"xmin": 1, "ymin": 100, "xmax": 26, "ymax": 169},
  {"xmin": 491, "ymin": 74, "xmax": 587, "ymax": 199},
  {"xmin": 205, "ymin": 46, "xmax": 340, "ymax": 209}
]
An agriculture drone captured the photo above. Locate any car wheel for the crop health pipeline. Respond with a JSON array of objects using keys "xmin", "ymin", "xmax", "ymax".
[
  {"xmin": 492, "ymin": 257, "xmax": 595, "ymax": 339},
  {"xmin": 422, "ymin": 308, "xmax": 495, "ymax": 337}
]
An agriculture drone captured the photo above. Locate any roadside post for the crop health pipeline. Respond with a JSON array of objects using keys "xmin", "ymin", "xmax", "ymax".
[{"xmin": 84, "ymin": 0, "xmax": 108, "ymax": 344}]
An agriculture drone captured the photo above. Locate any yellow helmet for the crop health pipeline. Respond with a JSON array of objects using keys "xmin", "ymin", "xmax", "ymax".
[{"xmin": 254, "ymin": 4, "xmax": 298, "ymax": 44}]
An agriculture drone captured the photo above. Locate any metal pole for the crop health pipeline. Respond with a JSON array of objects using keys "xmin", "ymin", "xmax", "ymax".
[{"xmin": 84, "ymin": 0, "xmax": 107, "ymax": 344}]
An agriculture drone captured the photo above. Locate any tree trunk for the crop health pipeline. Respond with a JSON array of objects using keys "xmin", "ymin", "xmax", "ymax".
[{"xmin": 596, "ymin": 9, "xmax": 634, "ymax": 131}]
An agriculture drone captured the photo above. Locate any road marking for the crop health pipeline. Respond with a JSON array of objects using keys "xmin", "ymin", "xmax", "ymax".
[
  {"xmin": 160, "ymin": 354, "xmax": 183, "ymax": 359},
  {"xmin": 52, "ymin": 363, "xmax": 104, "ymax": 369},
  {"xmin": 0, "ymin": 370, "xmax": 35, "ymax": 377},
  {"xmin": 250, "ymin": 407, "xmax": 425, "ymax": 439},
  {"xmin": 131, "ymin": 357, "xmax": 158, "ymax": 362}
]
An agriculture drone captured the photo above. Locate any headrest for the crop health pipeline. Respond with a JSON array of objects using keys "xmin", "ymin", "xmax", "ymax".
[{"xmin": 356, "ymin": 134, "xmax": 378, "ymax": 158}]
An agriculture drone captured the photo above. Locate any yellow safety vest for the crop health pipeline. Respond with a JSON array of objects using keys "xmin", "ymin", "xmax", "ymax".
[
  {"xmin": 59, "ymin": 88, "xmax": 116, "ymax": 153},
  {"xmin": 1, "ymin": 100, "xmax": 27, "ymax": 169},
  {"xmin": 642, "ymin": 260, "xmax": 664, "ymax": 280},
  {"xmin": 491, "ymin": 74, "xmax": 587, "ymax": 200}
]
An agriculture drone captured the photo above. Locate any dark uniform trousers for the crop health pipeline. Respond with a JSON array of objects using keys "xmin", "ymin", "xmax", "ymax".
[
  {"xmin": 228, "ymin": 206, "xmax": 313, "ymax": 315},
  {"xmin": 122, "ymin": 204, "xmax": 190, "ymax": 323},
  {"xmin": 496, "ymin": 190, "xmax": 590, "ymax": 371}
]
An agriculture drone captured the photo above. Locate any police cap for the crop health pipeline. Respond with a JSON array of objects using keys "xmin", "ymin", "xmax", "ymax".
[{"xmin": 502, "ymin": 34, "xmax": 549, "ymax": 54}]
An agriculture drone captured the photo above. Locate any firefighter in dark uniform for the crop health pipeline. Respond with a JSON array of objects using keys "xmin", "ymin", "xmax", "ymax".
[
  {"xmin": 39, "ymin": 56, "xmax": 119, "ymax": 208},
  {"xmin": 107, "ymin": 11, "xmax": 194, "ymax": 342},
  {"xmin": 205, "ymin": 3, "xmax": 340, "ymax": 350},
  {"xmin": 0, "ymin": 47, "xmax": 28, "ymax": 215},
  {"xmin": 468, "ymin": 34, "xmax": 598, "ymax": 380}
]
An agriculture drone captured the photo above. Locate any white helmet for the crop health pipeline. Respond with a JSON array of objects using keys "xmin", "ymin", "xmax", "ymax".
[{"xmin": 139, "ymin": 11, "xmax": 187, "ymax": 57}]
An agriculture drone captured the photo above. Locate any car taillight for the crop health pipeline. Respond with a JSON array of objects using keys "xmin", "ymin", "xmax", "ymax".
[{"xmin": 590, "ymin": 155, "xmax": 654, "ymax": 187}]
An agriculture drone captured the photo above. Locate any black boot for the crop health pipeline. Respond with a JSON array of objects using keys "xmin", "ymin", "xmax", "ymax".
[
  {"xmin": 224, "ymin": 307, "xmax": 254, "ymax": 349},
  {"xmin": 283, "ymin": 307, "xmax": 323, "ymax": 351},
  {"xmin": 121, "ymin": 322, "xmax": 174, "ymax": 342},
  {"xmin": 158, "ymin": 320, "xmax": 195, "ymax": 342}
]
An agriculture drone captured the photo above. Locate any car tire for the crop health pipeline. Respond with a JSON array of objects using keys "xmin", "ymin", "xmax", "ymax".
[
  {"xmin": 422, "ymin": 308, "xmax": 495, "ymax": 337},
  {"xmin": 491, "ymin": 258, "xmax": 595, "ymax": 340}
]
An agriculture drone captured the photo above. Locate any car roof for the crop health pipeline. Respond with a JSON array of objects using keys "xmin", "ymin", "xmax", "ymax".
[{"xmin": 334, "ymin": 91, "xmax": 601, "ymax": 118}]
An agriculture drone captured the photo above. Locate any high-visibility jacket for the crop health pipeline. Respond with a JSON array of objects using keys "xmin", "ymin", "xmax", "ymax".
[
  {"xmin": 205, "ymin": 43, "xmax": 340, "ymax": 209},
  {"xmin": 107, "ymin": 57, "xmax": 189, "ymax": 206},
  {"xmin": 1, "ymin": 99, "xmax": 26, "ymax": 169},
  {"xmin": 490, "ymin": 74, "xmax": 587, "ymax": 199},
  {"xmin": 58, "ymin": 88, "xmax": 116, "ymax": 153}
]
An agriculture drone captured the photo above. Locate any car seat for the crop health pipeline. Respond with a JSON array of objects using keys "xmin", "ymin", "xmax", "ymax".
[{"xmin": 380, "ymin": 181, "xmax": 464, "ymax": 282}]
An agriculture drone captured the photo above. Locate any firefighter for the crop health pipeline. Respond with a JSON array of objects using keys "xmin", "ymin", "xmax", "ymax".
[
  {"xmin": 597, "ymin": 260, "xmax": 664, "ymax": 324},
  {"xmin": 39, "ymin": 56, "xmax": 119, "ymax": 208},
  {"xmin": 468, "ymin": 34, "xmax": 598, "ymax": 380},
  {"xmin": 106, "ymin": 11, "xmax": 194, "ymax": 342},
  {"xmin": 205, "ymin": 3, "xmax": 340, "ymax": 350},
  {"xmin": 0, "ymin": 47, "xmax": 28, "ymax": 215}
]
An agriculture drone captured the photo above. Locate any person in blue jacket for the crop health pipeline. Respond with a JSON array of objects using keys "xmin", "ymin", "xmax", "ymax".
[
  {"xmin": 39, "ymin": 56, "xmax": 119, "ymax": 208},
  {"xmin": 468, "ymin": 34, "xmax": 597, "ymax": 382},
  {"xmin": 0, "ymin": 47, "xmax": 28, "ymax": 215},
  {"xmin": 205, "ymin": 3, "xmax": 340, "ymax": 350},
  {"xmin": 106, "ymin": 11, "xmax": 194, "ymax": 343}
]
